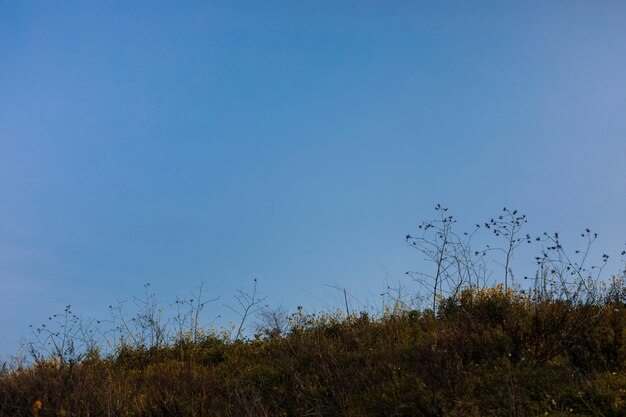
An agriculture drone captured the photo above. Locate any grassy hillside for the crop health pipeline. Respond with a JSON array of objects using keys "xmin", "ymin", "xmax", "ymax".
[
  {"xmin": 3, "ymin": 209, "xmax": 625, "ymax": 416},
  {"xmin": 2, "ymin": 281, "xmax": 626, "ymax": 417}
]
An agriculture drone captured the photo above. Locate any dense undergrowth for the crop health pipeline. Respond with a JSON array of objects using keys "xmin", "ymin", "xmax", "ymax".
[
  {"xmin": 2, "ymin": 281, "xmax": 626, "ymax": 417},
  {"xmin": 3, "ymin": 207, "xmax": 626, "ymax": 416}
]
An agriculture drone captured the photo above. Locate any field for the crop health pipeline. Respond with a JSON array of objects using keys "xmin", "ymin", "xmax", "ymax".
[{"xmin": 2, "ymin": 280, "xmax": 626, "ymax": 417}]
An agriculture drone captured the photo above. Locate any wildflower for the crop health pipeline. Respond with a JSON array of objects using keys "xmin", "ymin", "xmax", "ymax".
[
  {"xmin": 33, "ymin": 400, "xmax": 43, "ymax": 416},
  {"xmin": 57, "ymin": 408, "xmax": 68, "ymax": 417}
]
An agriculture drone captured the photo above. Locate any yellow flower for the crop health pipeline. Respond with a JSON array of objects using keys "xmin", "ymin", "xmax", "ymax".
[
  {"xmin": 33, "ymin": 400, "xmax": 43, "ymax": 416},
  {"xmin": 57, "ymin": 408, "xmax": 68, "ymax": 417}
]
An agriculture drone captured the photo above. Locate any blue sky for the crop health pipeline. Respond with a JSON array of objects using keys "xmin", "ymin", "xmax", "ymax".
[{"xmin": 1, "ymin": 1, "xmax": 625, "ymax": 359}]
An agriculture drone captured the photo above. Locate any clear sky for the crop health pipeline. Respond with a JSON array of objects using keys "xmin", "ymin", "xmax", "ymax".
[{"xmin": 1, "ymin": 1, "xmax": 625, "ymax": 359}]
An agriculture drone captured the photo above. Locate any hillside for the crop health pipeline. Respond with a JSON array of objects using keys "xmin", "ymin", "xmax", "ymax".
[{"xmin": 2, "ymin": 282, "xmax": 626, "ymax": 417}]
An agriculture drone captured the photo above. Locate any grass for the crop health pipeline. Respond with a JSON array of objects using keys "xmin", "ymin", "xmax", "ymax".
[
  {"xmin": 2, "ymin": 281, "xmax": 626, "ymax": 417},
  {"xmin": 3, "ymin": 208, "xmax": 625, "ymax": 416}
]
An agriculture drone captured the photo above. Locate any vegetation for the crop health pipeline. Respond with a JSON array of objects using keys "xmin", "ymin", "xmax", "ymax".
[{"xmin": 1, "ymin": 207, "xmax": 625, "ymax": 416}]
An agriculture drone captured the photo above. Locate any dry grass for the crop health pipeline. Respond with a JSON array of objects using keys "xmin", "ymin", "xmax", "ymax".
[{"xmin": 2, "ymin": 280, "xmax": 626, "ymax": 416}]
